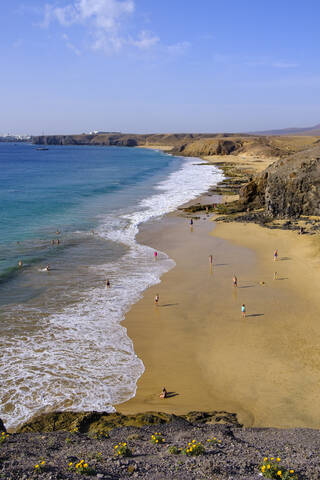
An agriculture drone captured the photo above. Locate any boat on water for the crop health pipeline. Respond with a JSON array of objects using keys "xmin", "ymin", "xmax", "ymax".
[{"xmin": 36, "ymin": 147, "xmax": 49, "ymax": 151}]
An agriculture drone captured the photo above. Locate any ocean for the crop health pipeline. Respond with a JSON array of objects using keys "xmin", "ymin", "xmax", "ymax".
[{"xmin": 0, "ymin": 142, "xmax": 223, "ymax": 429}]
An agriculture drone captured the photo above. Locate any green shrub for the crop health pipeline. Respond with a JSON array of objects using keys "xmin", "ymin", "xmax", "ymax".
[{"xmin": 113, "ymin": 442, "xmax": 133, "ymax": 457}]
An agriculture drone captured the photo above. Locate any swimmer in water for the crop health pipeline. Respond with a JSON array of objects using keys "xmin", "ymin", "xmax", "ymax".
[
  {"xmin": 45, "ymin": 264, "xmax": 50, "ymax": 271},
  {"xmin": 56, "ymin": 230, "xmax": 61, "ymax": 235}
]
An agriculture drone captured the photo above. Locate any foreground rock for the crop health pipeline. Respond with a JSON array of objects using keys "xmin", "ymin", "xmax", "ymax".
[
  {"xmin": 17, "ymin": 410, "xmax": 241, "ymax": 434},
  {"xmin": 1, "ymin": 412, "xmax": 319, "ymax": 479}
]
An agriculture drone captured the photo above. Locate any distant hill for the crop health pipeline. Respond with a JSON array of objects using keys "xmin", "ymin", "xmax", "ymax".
[{"xmin": 252, "ymin": 123, "xmax": 320, "ymax": 136}]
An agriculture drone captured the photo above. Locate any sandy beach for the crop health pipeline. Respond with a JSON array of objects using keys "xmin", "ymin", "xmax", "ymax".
[{"xmin": 117, "ymin": 212, "xmax": 320, "ymax": 429}]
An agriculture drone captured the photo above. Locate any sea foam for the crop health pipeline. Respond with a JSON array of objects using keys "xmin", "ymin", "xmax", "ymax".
[{"xmin": 0, "ymin": 157, "xmax": 223, "ymax": 429}]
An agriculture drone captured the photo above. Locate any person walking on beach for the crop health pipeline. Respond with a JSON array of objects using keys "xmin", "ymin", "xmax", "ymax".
[
  {"xmin": 209, "ymin": 255, "xmax": 213, "ymax": 266},
  {"xmin": 233, "ymin": 274, "xmax": 238, "ymax": 287},
  {"xmin": 154, "ymin": 251, "xmax": 158, "ymax": 260},
  {"xmin": 273, "ymin": 249, "xmax": 278, "ymax": 261},
  {"xmin": 241, "ymin": 304, "xmax": 246, "ymax": 318},
  {"xmin": 154, "ymin": 294, "xmax": 159, "ymax": 305},
  {"xmin": 106, "ymin": 279, "xmax": 111, "ymax": 288},
  {"xmin": 190, "ymin": 219, "xmax": 193, "ymax": 226},
  {"xmin": 274, "ymin": 271, "xmax": 277, "ymax": 280}
]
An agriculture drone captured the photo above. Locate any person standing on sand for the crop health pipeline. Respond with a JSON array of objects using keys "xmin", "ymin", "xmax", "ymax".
[
  {"xmin": 106, "ymin": 279, "xmax": 111, "ymax": 288},
  {"xmin": 209, "ymin": 255, "xmax": 213, "ymax": 266},
  {"xmin": 154, "ymin": 251, "xmax": 158, "ymax": 260},
  {"xmin": 233, "ymin": 274, "xmax": 238, "ymax": 287},
  {"xmin": 241, "ymin": 304, "xmax": 246, "ymax": 318},
  {"xmin": 154, "ymin": 294, "xmax": 159, "ymax": 305},
  {"xmin": 190, "ymin": 219, "xmax": 193, "ymax": 226},
  {"xmin": 274, "ymin": 271, "xmax": 277, "ymax": 280},
  {"xmin": 274, "ymin": 249, "xmax": 278, "ymax": 261}
]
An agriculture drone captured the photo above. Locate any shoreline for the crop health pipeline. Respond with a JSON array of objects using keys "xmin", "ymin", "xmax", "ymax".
[{"xmin": 117, "ymin": 208, "xmax": 320, "ymax": 428}]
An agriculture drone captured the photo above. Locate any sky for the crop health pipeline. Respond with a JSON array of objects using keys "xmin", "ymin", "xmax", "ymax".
[{"xmin": 1, "ymin": 0, "xmax": 320, "ymax": 135}]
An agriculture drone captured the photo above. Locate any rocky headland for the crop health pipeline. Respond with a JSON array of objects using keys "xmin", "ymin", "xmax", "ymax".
[{"xmin": 1, "ymin": 412, "xmax": 319, "ymax": 479}]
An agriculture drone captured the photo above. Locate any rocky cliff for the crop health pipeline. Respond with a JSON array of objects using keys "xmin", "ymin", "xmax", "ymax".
[{"xmin": 240, "ymin": 143, "xmax": 320, "ymax": 217}]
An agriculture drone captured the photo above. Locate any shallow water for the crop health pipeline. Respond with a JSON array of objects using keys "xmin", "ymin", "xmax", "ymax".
[{"xmin": 0, "ymin": 143, "xmax": 223, "ymax": 428}]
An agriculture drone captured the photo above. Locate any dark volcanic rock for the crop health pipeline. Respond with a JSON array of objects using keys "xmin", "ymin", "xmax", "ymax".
[
  {"xmin": 1, "ymin": 421, "xmax": 320, "ymax": 480},
  {"xmin": 240, "ymin": 144, "xmax": 320, "ymax": 217},
  {"xmin": 0, "ymin": 417, "xmax": 6, "ymax": 432}
]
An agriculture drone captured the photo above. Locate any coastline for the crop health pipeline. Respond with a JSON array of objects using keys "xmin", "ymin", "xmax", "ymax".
[{"xmin": 117, "ymin": 209, "xmax": 320, "ymax": 428}]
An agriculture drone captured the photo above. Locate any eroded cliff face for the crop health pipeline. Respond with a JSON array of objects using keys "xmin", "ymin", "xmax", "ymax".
[{"xmin": 240, "ymin": 144, "xmax": 320, "ymax": 217}]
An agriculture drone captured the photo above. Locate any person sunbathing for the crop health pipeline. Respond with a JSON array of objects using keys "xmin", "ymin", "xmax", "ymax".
[{"xmin": 159, "ymin": 387, "xmax": 167, "ymax": 399}]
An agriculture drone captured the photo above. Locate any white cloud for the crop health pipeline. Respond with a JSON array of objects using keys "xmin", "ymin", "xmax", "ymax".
[
  {"xmin": 42, "ymin": 0, "xmax": 163, "ymax": 53},
  {"xmin": 62, "ymin": 33, "xmax": 81, "ymax": 55},
  {"xmin": 271, "ymin": 61, "xmax": 299, "ymax": 69},
  {"xmin": 167, "ymin": 41, "xmax": 190, "ymax": 55},
  {"xmin": 245, "ymin": 59, "xmax": 299, "ymax": 69},
  {"xmin": 130, "ymin": 30, "xmax": 159, "ymax": 49}
]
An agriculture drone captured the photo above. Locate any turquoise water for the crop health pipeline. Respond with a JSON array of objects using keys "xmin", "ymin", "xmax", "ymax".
[
  {"xmin": 0, "ymin": 142, "xmax": 223, "ymax": 429},
  {"xmin": 0, "ymin": 143, "xmax": 181, "ymax": 280}
]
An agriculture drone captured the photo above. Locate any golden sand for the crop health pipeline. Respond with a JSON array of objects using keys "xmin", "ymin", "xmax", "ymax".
[{"xmin": 117, "ymin": 215, "xmax": 320, "ymax": 428}]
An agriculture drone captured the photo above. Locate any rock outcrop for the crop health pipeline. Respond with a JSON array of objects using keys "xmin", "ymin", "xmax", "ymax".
[
  {"xmin": 240, "ymin": 144, "xmax": 320, "ymax": 217},
  {"xmin": 17, "ymin": 410, "xmax": 241, "ymax": 434}
]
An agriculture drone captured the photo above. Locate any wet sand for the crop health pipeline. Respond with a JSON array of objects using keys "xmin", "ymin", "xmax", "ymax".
[{"xmin": 117, "ymin": 215, "xmax": 320, "ymax": 428}]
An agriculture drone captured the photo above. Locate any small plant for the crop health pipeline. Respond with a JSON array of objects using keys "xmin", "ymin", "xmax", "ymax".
[
  {"xmin": 34, "ymin": 460, "xmax": 46, "ymax": 473},
  {"xmin": 0, "ymin": 432, "xmax": 9, "ymax": 445},
  {"xmin": 127, "ymin": 465, "xmax": 136, "ymax": 475},
  {"xmin": 70, "ymin": 427, "xmax": 79, "ymax": 434},
  {"xmin": 259, "ymin": 457, "xmax": 298, "ymax": 479},
  {"xmin": 68, "ymin": 459, "xmax": 95, "ymax": 475},
  {"xmin": 65, "ymin": 437, "xmax": 72, "ymax": 444},
  {"xmin": 182, "ymin": 440, "xmax": 205, "ymax": 456},
  {"xmin": 150, "ymin": 432, "xmax": 165, "ymax": 445},
  {"xmin": 168, "ymin": 445, "xmax": 182, "ymax": 455},
  {"xmin": 206, "ymin": 437, "xmax": 222, "ymax": 445},
  {"xmin": 95, "ymin": 452, "xmax": 103, "ymax": 461},
  {"xmin": 92, "ymin": 431, "xmax": 109, "ymax": 440},
  {"xmin": 113, "ymin": 442, "xmax": 133, "ymax": 457}
]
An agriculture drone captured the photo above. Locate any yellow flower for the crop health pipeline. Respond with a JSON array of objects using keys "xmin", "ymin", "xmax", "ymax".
[
  {"xmin": 267, "ymin": 465, "xmax": 271, "ymax": 469},
  {"xmin": 277, "ymin": 471, "xmax": 282, "ymax": 476},
  {"xmin": 290, "ymin": 470, "xmax": 294, "ymax": 474},
  {"xmin": 277, "ymin": 457, "xmax": 281, "ymax": 462},
  {"xmin": 41, "ymin": 461, "xmax": 45, "ymax": 465},
  {"xmin": 156, "ymin": 439, "xmax": 158, "ymax": 443},
  {"xmin": 68, "ymin": 462, "xmax": 73, "ymax": 466},
  {"xmin": 261, "ymin": 466, "xmax": 266, "ymax": 471},
  {"xmin": 83, "ymin": 463, "xmax": 88, "ymax": 468},
  {"xmin": 271, "ymin": 457, "xmax": 274, "ymax": 461},
  {"xmin": 123, "ymin": 443, "xmax": 127, "ymax": 446},
  {"xmin": 218, "ymin": 440, "xmax": 221, "ymax": 443},
  {"xmin": 80, "ymin": 460, "xmax": 84, "ymax": 463},
  {"xmin": 264, "ymin": 457, "xmax": 268, "ymax": 461},
  {"xmin": 35, "ymin": 465, "xmax": 39, "ymax": 469},
  {"xmin": 192, "ymin": 439, "xmax": 196, "ymax": 443},
  {"xmin": 115, "ymin": 445, "xmax": 118, "ymax": 449},
  {"xmin": 213, "ymin": 437, "xmax": 216, "ymax": 440}
]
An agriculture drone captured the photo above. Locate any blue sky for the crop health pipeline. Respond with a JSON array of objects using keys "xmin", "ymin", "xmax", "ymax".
[{"xmin": 1, "ymin": 0, "xmax": 320, "ymax": 134}]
